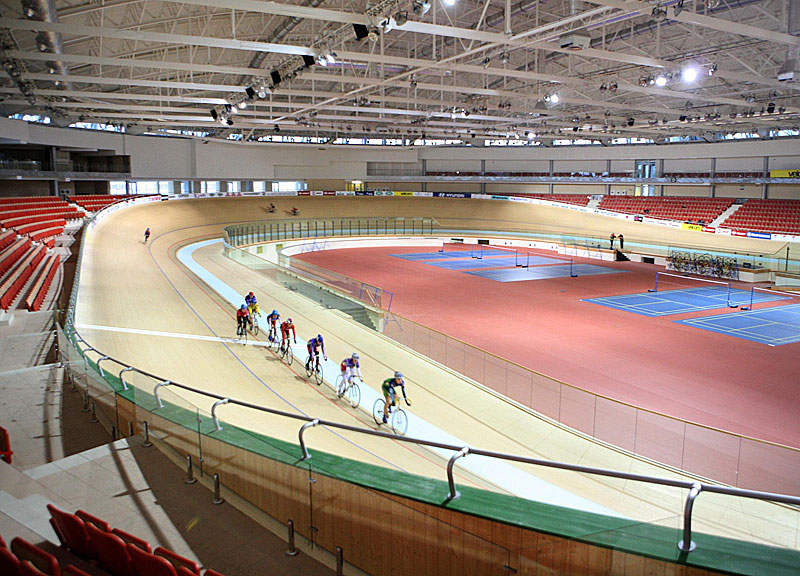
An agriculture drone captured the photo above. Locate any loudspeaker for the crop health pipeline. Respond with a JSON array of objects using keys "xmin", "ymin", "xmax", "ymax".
[
  {"xmin": 302, "ymin": 55, "xmax": 316, "ymax": 67},
  {"xmin": 270, "ymin": 70, "xmax": 281, "ymax": 85},
  {"xmin": 353, "ymin": 23, "xmax": 369, "ymax": 40}
]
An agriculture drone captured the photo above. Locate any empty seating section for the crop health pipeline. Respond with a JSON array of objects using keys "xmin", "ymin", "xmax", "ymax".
[
  {"xmin": 69, "ymin": 195, "xmax": 153, "ymax": 212},
  {"xmin": 24, "ymin": 252, "xmax": 59, "ymax": 311},
  {"xmin": 720, "ymin": 199, "xmax": 800, "ymax": 235},
  {"xmin": 0, "ymin": 197, "xmax": 83, "ymax": 246},
  {"xmin": 502, "ymin": 193, "xmax": 591, "ymax": 206},
  {"xmin": 36, "ymin": 505, "xmax": 226, "ymax": 576},
  {"xmin": 1, "ymin": 244, "xmax": 46, "ymax": 310},
  {"xmin": 598, "ymin": 196, "xmax": 733, "ymax": 223},
  {"xmin": 1, "ymin": 239, "xmax": 31, "ymax": 277},
  {"xmin": 10, "ymin": 538, "xmax": 60, "ymax": 575}
]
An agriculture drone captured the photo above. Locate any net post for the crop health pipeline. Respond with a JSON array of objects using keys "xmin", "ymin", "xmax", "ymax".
[
  {"xmin": 741, "ymin": 287, "xmax": 755, "ymax": 311},
  {"xmin": 439, "ymin": 240, "xmax": 444, "ymax": 253},
  {"xmin": 570, "ymin": 259, "xmax": 578, "ymax": 278},
  {"xmin": 727, "ymin": 282, "xmax": 739, "ymax": 309},
  {"xmin": 648, "ymin": 272, "xmax": 659, "ymax": 293}
]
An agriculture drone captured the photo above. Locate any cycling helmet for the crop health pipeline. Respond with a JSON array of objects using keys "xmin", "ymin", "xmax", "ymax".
[
  {"xmin": 240, "ymin": 304, "xmax": 246, "ymax": 310},
  {"xmin": 272, "ymin": 309, "xmax": 278, "ymax": 316},
  {"xmin": 249, "ymin": 292, "xmax": 254, "ymax": 296},
  {"xmin": 287, "ymin": 318, "xmax": 292, "ymax": 323},
  {"xmin": 394, "ymin": 371, "xmax": 403, "ymax": 379},
  {"xmin": 351, "ymin": 352, "xmax": 359, "ymax": 360},
  {"xmin": 317, "ymin": 334, "xmax": 323, "ymax": 342}
]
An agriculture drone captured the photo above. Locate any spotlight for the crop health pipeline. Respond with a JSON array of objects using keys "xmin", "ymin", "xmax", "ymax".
[
  {"xmin": 639, "ymin": 76, "xmax": 649, "ymax": 87},
  {"xmin": 609, "ymin": 82, "xmax": 617, "ymax": 92},
  {"xmin": 499, "ymin": 52, "xmax": 510, "ymax": 64},
  {"xmin": 627, "ymin": 118, "xmax": 635, "ymax": 126},
  {"xmin": 36, "ymin": 33, "xmax": 50, "ymax": 52},
  {"xmin": 655, "ymin": 74, "xmax": 668, "ymax": 87},
  {"xmin": 599, "ymin": 83, "xmax": 607, "ymax": 91},
  {"xmin": 482, "ymin": 57, "xmax": 491, "ymax": 68},
  {"xmin": 778, "ymin": 106, "xmax": 786, "ymax": 114},
  {"xmin": 237, "ymin": 100, "xmax": 248, "ymax": 110},
  {"xmin": 708, "ymin": 63, "xmax": 717, "ymax": 76},
  {"xmin": 413, "ymin": 0, "xmax": 432, "ymax": 15},
  {"xmin": 367, "ymin": 27, "xmax": 380, "ymax": 42},
  {"xmin": 767, "ymin": 102, "xmax": 775, "ymax": 114},
  {"xmin": 549, "ymin": 93, "xmax": 560, "ymax": 104},
  {"xmin": 442, "ymin": 0, "xmax": 455, "ymax": 6},
  {"xmin": 394, "ymin": 11, "xmax": 408, "ymax": 26},
  {"xmin": 682, "ymin": 66, "xmax": 699, "ymax": 82},
  {"xmin": 527, "ymin": 131, "xmax": 535, "ymax": 140}
]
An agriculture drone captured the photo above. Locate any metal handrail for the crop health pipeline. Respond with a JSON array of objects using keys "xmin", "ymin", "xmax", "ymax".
[{"xmin": 63, "ymin": 337, "xmax": 800, "ymax": 553}]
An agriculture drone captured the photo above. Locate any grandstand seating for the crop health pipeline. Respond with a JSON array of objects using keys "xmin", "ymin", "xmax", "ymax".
[
  {"xmin": 597, "ymin": 196, "xmax": 734, "ymax": 223},
  {"xmin": 0, "ymin": 197, "xmax": 82, "ymax": 247},
  {"xmin": 719, "ymin": 199, "xmax": 800, "ymax": 235},
  {"xmin": 0, "ymin": 239, "xmax": 31, "ymax": 277},
  {"xmin": 0, "ymin": 425, "xmax": 12, "ymax": 464},
  {"xmin": 503, "ymin": 193, "xmax": 591, "ymax": 206},
  {"xmin": 24, "ymin": 254, "xmax": 59, "ymax": 311},
  {"xmin": 44, "ymin": 505, "xmax": 225, "ymax": 576},
  {"xmin": 1, "ymin": 244, "xmax": 46, "ymax": 310},
  {"xmin": 69, "ymin": 195, "xmax": 151, "ymax": 212},
  {"xmin": 9, "ymin": 538, "xmax": 60, "ymax": 576}
]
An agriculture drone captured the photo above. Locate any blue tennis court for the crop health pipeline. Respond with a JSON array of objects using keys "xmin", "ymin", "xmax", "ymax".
[
  {"xmin": 585, "ymin": 287, "xmax": 791, "ymax": 317},
  {"xmin": 426, "ymin": 256, "xmax": 520, "ymax": 270},
  {"xmin": 676, "ymin": 304, "xmax": 800, "ymax": 346},
  {"xmin": 391, "ymin": 249, "xmax": 508, "ymax": 261},
  {"xmin": 465, "ymin": 263, "xmax": 626, "ymax": 282}
]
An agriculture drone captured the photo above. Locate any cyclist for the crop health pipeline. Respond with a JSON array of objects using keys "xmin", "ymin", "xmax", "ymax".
[
  {"xmin": 280, "ymin": 317, "xmax": 297, "ymax": 349},
  {"xmin": 338, "ymin": 353, "xmax": 362, "ymax": 397},
  {"xmin": 245, "ymin": 292, "xmax": 260, "ymax": 320},
  {"xmin": 380, "ymin": 372, "xmax": 411, "ymax": 424},
  {"xmin": 236, "ymin": 304, "xmax": 250, "ymax": 334},
  {"xmin": 306, "ymin": 334, "xmax": 327, "ymax": 371},
  {"xmin": 266, "ymin": 309, "xmax": 280, "ymax": 341},
  {"xmin": 144, "ymin": 228, "xmax": 151, "ymax": 244}
]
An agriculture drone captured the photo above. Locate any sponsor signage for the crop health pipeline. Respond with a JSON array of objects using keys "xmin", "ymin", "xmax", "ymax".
[
  {"xmin": 433, "ymin": 192, "xmax": 471, "ymax": 198},
  {"xmin": 769, "ymin": 169, "xmax": 800, "ymax": 178},
  {"xmin": 322, "ymin": 190, "xmax": 336, "ymax": 196},
  {"xmin": 633, "ymin": 215, "xmax": 643, "ymax": 222},
  {"xmin": 681, "ymin": 223, "xmax": 704, "ymax": 232},
  {"xmin": 393, "ymin": 191, "xmax": 415, "ymax": 196},
  {"xmin": 746, "ymin": 231, "xmax": 772, "ymax": 240},
  {"xmin": 355, "ymin": 190, "xmax": 374, "ymax": 196},
  {"xmin": 702, "ymin": 227, "xmax": 716, "ymax": 233},
  {"xmin": 731, "ymin": 230, "xmax": 748, "ymax": 237},
  {"xmin": 311, "ymin": 191, "xmax": 324, "ymax": 196},
  {"xmin": 491, "ymin": 195, "xmax": 510, "ymax": 200},
  {"xmin": 336, "ymin": 191, "xmax": 356, "ymax": 195},
  {"xmin": 297, "ymin": 190, "xmax": 311, "ymax": 196},
  {"xmin": 717, "ymin": 228, "xmax": 731, "ymax": 236},
  {"xmin": 413, "ymin": 192, "xmax": 433, "ymax": 197}
]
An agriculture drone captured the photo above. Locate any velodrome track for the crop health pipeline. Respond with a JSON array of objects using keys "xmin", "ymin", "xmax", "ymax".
[{"xmin": 74, "ymin": 196, "xmax": 798, "ymax": 550}]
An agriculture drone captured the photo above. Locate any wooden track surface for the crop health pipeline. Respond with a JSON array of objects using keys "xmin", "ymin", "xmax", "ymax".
[{"xmin": 74, "ymin": 197, "xmax": 798, "ymax": 550}]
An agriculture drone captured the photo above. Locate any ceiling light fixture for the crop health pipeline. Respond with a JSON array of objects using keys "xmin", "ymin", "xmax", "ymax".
[
  {"xmin": 654, "ymin": 74, "xmax": 668, "ymax": 87},
  {"xmin": 682, "ymin": 66, "xmax": 699, "ymax": 83}
]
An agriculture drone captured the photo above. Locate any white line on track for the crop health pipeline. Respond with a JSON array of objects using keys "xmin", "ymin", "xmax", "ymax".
[{"xmin": 75, "ymin": 323, "xmax": 270, "ymax": 347}]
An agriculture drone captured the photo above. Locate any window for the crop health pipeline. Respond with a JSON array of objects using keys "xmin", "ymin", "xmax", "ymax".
[
  {"xmin": 110, "ymin": 181, "xmax": 127, "ymax": 195},
  {"xmin": 69, "ymin": 122, "xmax": 123, "ymax": 132},
  {"xmin": 272, "ymin": 181, "xmax": 306, "ymax": 193},
  {"xmin": 158, "ymin": 181, "xmax": 171, "ymax": 195},
  {"xmin": 201, "ymin": 181, "xmax": 220, "ymax": 193},
  {"xmin": 228, "ymin": 181, "xmax": 241, "ymax": 193},
  {"xmin": 253, "ymin": 181, "xmax": 266, "ymax": 193},
  {"xmin": 9, "ymin": 114, "xmax": 50, "ymax": 124}
]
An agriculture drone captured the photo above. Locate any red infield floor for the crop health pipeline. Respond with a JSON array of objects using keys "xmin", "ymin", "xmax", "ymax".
[{"xmin": 295, "ymin": 245, "xmax": 800, "ymax": 448}]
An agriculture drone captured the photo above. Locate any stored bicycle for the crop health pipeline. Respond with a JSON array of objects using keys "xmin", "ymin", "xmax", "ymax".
[
  {"xmin": 305, "ymin": 355, "xmax": 324, "ymax": 385},
  {"xmin": 279, "ymin": 338, "xmax": 293, "ymax": 365},
  {"xmin": 372, "ymin": 399, "xmax": 408, "ymax": 435},
  {"xmin": 335, "ymin": 374, "xmax": 361, "ymax": 409}
]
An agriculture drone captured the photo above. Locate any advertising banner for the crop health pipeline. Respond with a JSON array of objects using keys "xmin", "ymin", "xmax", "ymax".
[
  {"xmin": 336, "ymin": 191, "xmax": 356, "ymax": 195},
  {"xmin": 297, "ymin": 191, "xmax": 311, "ymax": 196},
  {"xmin": 433, "ymin": 192, "xmax": 472, "ymax": 198},
  {"xmin": 731, "ymin": 230, "xmax": 748, "ymax": 237},
  {"xmin": 322, "ymin": 190, "xmax": 337, "ymax": 196},
  {"xmin": 746, "ymin": 231, "xmax": 772, "ymax": 240},
  {"xmin": 681, "ymin": 223, "xmax": 704, "ymax": 232},
  {"xmin": 413, "ymin": 192, "xmax": 434, "ymax": 197},
  {"xmin": 702, "ymin": 227, "xmax": 716, "ymax": 233},
  {"xmin": 355, "ymin": 191, "xmax": 374, "ymax": 196},
  {"xmin": 769, "ymin": 170, "xmax": 800, "ymax": 178},
  {"xmin": 392, "ymin": 191, "xmax": 415, "ymax": 196}
]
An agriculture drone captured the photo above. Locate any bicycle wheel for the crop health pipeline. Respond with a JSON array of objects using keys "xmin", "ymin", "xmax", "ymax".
[
  {"xmin": 314, "ymin": 363, "xmax": 324, "ymax": 386},
  {"xmin": 305, "ymin": 356, "xmax": 313, "ymax": 378},
  {"xmin": 372, "ymin": 399, "xmax": 385, "ymax": 426},
  {"xmin": 335, "ymin": 375, "xmax": 345, "ymax": 398},
  {"xmin": 348, "ymin": 382, "xmax": 361, "ymax": 409},
  {"xmin": 252, "ymin": 319, "xmax": 259, "ymax": 336},
  {"xmin": 391, "ymin": 408, "xmax": 408, "ymax": 436},
  {"xmin": 286, "ymin": 345, "xmax": 293, "ymax": 366}
]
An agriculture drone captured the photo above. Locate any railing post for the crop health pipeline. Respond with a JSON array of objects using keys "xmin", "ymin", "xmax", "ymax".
[
  {"xmin": 211, "ymin": 398, "xmax": 230, "ymax": 431},
  {"xmin": 678, "ymin": 482, "xmax": 702, "ymax": 553},
  {"xmin": 119, "ymin": 366, "xmax": 134, "ymax": 391},
  {"xmin": 96, "ymin": 356, "xmax": 111, "ymax": 377},
  {"xmin": 298, "ymin": 419, "xmax": 320, "ymax": 461},
  {"xmin": 89, "ymin": 399, "xmax": 98, "ymax": 423},
  {"xmin": 185, "ymin": 454, "xmax": 197, "ymax": 484},
  {"xmin": 143, "ymin": 421, "xmax": 152, "ymax": 447},
  {"xmin": 446, "ymin": 447, "xmax": 470, "ymax": 501},
  {"xmin": 153, "ymin": 380, "xmax": 171, "ymax": 409},
  {"xmin": 336, "ymin": 546, "xmax": 344, "ymax": 576},
  {"xmin": 286, "ymin": 520, "xmax": 299, "ymax": 556},
  {"xmin": 213, "ymin": 473, "xmax": 224, "ymax": 504}
]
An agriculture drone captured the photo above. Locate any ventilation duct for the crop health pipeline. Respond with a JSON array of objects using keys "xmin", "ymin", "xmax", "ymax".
[
  {"xmin": 20, "ymin": 0, "xmax": 71, "ymax": 90},
  {"xmin": 778, "ymin": 0, "xmax": 800, "ymax": 81}
]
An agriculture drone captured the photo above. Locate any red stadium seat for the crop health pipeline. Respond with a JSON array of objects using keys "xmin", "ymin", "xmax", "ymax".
[
  {"xmin": 127, "ymin": 543, "xmax": 177, "ymax": 576},
  {"xmin": 9, "ymin": 538, "xmax": 60, "ymax": 576},
  {"xmin": 62, "ymin": 566, "xmax": 92, "ymax": 576},
  {"xmin": 111, "ymin": 529, "xmax": 151, "ymax": 553},
  {"xmin": 154, "ymin": 547, "xmax": 200, "ymax": 575},
  {"xmin": 46, "ymin": 505, "xmax": 95, "ymax": 561},
  {"xmin": 0, "ymin": 546, "xmax": 22, "ymax": 576},
  {"xmin": 75, "ymin": 510, "xmax": 111, "ymax": 533},
  {"xmin": 85, "ymin": 523, "xmax": 135, "ymax": 576}
]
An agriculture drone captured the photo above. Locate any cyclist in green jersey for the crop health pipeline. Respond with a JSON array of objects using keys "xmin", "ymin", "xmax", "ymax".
[{"xmin": 381, "ymin": 372, "xmax": 411, "ymax": 424}]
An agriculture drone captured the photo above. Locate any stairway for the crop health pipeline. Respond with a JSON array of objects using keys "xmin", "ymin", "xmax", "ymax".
[
  {"xmin": 586, "ymin": 197, "xmax": 602, "ymax": 210},
  {"xmin": 710, "ymin": 203, "xmax": 743, "ymax": 228}
]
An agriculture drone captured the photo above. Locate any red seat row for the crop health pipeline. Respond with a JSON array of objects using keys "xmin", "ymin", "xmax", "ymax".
[
  {"xmin": 0, "ymin": 425, "xmax": 12, "ymax": 464},
  {"xmin": 0, "ymin": 244, "xmax": 46, "ymax": 310},
  {"xmin": 719, "ymin": 199, "xmax": 800, "ymax": 234},
  {"xmin": 0, "ymin": 196, "xmax": 64, "ymax": 204},
  {"xmin": 29, "ymin": 227, "xmax": 64, "ymax": 244},
  {"xmin": 47, "ymin": 505, "xmax": 225, "ymax": 576},
  {"xmin": 0, "ymin": 230, "xmax": 16, "ymax": 252},
  {"xmin": 1, "ymin": 210, "xmax": 83, "ymax": 228},
  {"xmin": 25, "ymin": 254, "xmax": 60, "ymax": 311},
  {"xmin": 0, "ymin": 238, "xmax": 31, "ymax": 277},
  {"xmin": 15, "ymin": 220, "xmax": 66, "ymax": 237}
]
